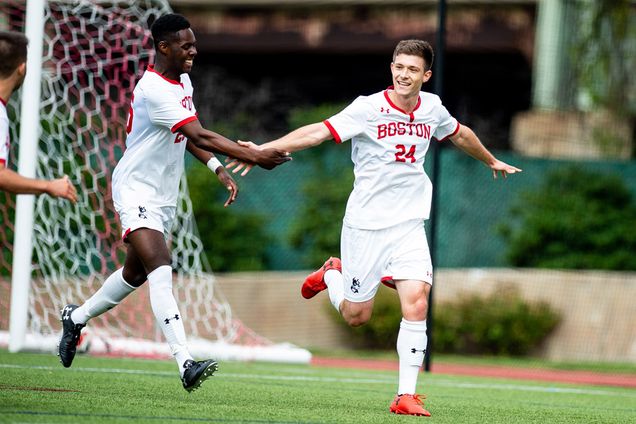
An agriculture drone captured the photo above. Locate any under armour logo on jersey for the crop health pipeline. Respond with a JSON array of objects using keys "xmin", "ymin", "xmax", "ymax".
[
  {"xmin": 350, "ymin": 277, "xmax": 361, "ymax": 294},
  {"xmin": 411, "ymin": 348, "xmax": 427, "ymax": 354},
  {"xmin": 380, "ymin": 107, "xmax": 390, "ymax": 114},
  {"xmin": 164, "ymin": 314, "xmax": 180, "ymax": 325},
  {"xmin": 138, "ymin": 206, "xmax": 147, "ymax": 219}
]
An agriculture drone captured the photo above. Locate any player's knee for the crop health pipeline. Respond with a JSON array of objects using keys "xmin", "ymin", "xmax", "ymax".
[
  {"xmin": 129, "ymin": 275, "xmax": 147, "ymax": 287},
  {"xmin": 122, "ymin": 268, "xmax": 147, "ymax": 287},
  {"xmin": 141, "ymin": 254, "xmax": 171, "ymax": 275},
  {"xmin": 347, "ymin": 316, "xmax": 369, "ymax": 327},
  {"xmin": 343, "ymin": 308, "xmax": 372, "ymax": 327},
  {"xmin": 401, "ymin": 297, "xmax": 429, "ymax": 321}
]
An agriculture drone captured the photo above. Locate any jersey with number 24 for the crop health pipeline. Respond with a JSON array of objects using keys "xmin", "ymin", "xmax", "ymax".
[{"xmin": 324, "ymin": 88, "xmax": 460, "ymax": 230}]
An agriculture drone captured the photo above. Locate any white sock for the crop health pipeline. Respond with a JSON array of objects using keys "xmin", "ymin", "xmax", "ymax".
[
  {"xmin": 71, "ymin": 268, "xmax": 135, "ymax": 325},
  {"xmin": 147, "ymin": 265, "xmax": 193, "ymax": 374},
  {"xmin": 396, "ymin": 318, "xmax": 427, "ymax": 395},
  {"xmin": 324, "ymin": 269, "xmax": 345, "ymax": 312}
]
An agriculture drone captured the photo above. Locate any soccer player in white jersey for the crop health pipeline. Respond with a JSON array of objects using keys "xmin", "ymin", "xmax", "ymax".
[
  {"xmin": 0, "ymin": 31, "xmax": 76, "ymax": 201},
  {"xmin": 57, "ymin": 14, "xmax": 290, "ymax": 392},
  {"xmin": 229, "ymin": 39, "xmax": 521, "ymax": 415}
]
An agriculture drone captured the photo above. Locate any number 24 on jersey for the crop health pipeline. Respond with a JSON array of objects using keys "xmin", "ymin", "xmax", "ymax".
[{"xmin": 395, "ymin": 144, "xmax": 416, "ymax": 163}]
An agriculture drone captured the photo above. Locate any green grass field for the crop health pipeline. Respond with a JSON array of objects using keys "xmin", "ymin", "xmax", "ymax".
[{"xmin": 0, "ymin": 350, "xmax": 634, "ymax": 423}]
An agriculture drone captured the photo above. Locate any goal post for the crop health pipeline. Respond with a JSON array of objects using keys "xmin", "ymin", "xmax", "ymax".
[
  {"xmin": 8, "ymin": 0, "xmax": 45, "ymax": 353},
  {"xmin": 0, "ymin": 0, "xmax": 310, "ymax": 364}
]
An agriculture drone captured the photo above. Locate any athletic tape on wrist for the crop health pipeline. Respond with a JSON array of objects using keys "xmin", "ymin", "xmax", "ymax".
[{"xmin": 206, "ymin": 157, "xmax": 223, "ymax": 173}]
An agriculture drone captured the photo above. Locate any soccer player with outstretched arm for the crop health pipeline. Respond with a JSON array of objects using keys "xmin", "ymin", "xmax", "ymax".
[
  {"xmin": 229, "ymin": 39, "xmax": 521, "ymax": 416},
  {"xmin": 57, "ymin": 14, "xmax": 290, "ymax": 392},
  {"xmin": 0, "ymin": 31, "xmax": 77, "ymax": 202}
]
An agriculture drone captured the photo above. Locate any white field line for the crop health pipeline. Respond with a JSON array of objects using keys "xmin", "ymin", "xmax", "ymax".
[{"xmin": 0, "ymin": 363, "xmax": 633, "ymax": 398}]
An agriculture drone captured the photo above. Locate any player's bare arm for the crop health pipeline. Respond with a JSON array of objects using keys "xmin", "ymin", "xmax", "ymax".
[
  {"xmin": 262, "ymin": 122, "xmax": 332, "ymax": 153},
  {"xmin": 449, "ymin": 124, "xmax": 522, "ymax": 179},
  {"xmin": 186, "ymin": 141, "xmax": 238, "ymax": 206},
  {"xmin": 0, "ymin": 166, "xmax": 77, "ymax": 202},
  {"xmin": 178, "ymin": 119, "xmax": 290, "ymax": 170},
  {"xmin": 226, "ymin": 122, "xmax": 331, "ymax": 175}
]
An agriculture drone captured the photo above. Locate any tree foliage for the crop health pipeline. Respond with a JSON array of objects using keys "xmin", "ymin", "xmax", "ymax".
[
  {"xmin": 572, "ymin": 0, "xmax": 636, "ymax": 115},
  {"xmin": 187, "ymin": 165, "xmax": 271, "ymax": 271},
  {"xmin": 285, "ymin": 103, "xmax": 352, "ymax": 268},
  {"xmin": 498, "ymin": 166, "xmax": 636, "ymax": 270}
]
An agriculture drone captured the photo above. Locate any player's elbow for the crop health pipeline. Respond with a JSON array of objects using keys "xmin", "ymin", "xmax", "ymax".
[
  {"xmin": 0, "ymin": 169, "xmax": 11, "ymax": 192},
  {"xmin": 188, "ymin": 129, "xmax": 212, "ymax": 149},
  {"xmin": 450, "ymin": 127, "xmax": 472, "ymax": 147}
]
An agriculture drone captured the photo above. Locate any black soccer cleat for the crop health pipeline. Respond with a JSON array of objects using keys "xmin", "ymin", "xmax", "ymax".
[
  {"xmin": 181, "ymin": 359, "xmax": 218, "ymax": 392},
  {"xmin": 58, "ymin": 304, "xmax": 85, "ymax": 368}
]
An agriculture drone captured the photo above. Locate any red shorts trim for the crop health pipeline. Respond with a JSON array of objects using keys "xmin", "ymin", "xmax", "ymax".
[{"xmin": 381, "ymin": 276, "xmax": 396, "ymax": 290}]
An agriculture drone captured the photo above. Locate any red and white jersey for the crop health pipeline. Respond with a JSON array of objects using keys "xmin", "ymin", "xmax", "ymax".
[
  {"xmin": 0, "ymin": 99, "xmax": 9, "ymax": 167},
  {"xmin": 112, "ymin": 66, "xmax": 197, "ymax": 208},
  {"xmin": 324, "ymin": 88, "xmax": 459, "ymax": 230}
]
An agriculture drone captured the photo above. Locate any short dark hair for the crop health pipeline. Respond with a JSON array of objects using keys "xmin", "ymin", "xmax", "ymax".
[
  {"xmin": 393, "ymin": 40, "xmax": 434, "ymax": 71},
  {"xmin": 0, "ymin": 30, "xmax": 28, "ymax": 78},
  {"xmin": 150, "ymin": 13, "xmax": 191, "ymax": 49}
]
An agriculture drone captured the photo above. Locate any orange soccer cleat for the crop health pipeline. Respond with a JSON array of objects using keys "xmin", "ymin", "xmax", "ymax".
[
  {"xmin": 301, "ymin": 257, "xmax": 342, "ymax": 299},
  {"xmin": 389, "ymin": 393, "xmax": 431, "ymax": 417}
]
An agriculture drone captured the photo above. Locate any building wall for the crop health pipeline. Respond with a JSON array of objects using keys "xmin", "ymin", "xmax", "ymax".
[
  {"xmin": 174, "ymin": 2, "xmax": 536, "ymax": 54},
  {"xmin": 215, "ymin": 269, "xmax": 636, "ymax": 362}
]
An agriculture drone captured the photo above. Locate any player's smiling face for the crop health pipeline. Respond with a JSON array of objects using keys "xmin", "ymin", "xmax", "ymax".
[
  {"xmin": 167, "ymin": 28, "xmax": 197, "ymax": 74},
  {"xmin": 390, "ymin": 54, "xmax": 432, "ymax": 98}
]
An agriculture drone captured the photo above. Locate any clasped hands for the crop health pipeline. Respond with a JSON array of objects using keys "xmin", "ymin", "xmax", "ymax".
[{"xmin": 225, "ymin": 140, "xmax": 278, "ymax": 176}]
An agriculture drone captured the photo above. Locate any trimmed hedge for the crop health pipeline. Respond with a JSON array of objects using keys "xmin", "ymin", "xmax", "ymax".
[
  {"xmin": 434, "ymin": 285, "xmax": 561, "ymax": 356},
  {"xmin": 335, "ymin": 285, "xmax": 560, "ymax": 356}
]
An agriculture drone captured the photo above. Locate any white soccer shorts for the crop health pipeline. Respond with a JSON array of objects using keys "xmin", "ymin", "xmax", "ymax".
[
  {"xmin": 115, "ymin": 201, "xmax": 176, "ymax": 241},
  {"xmin": 341, "ymin": 219, "xmax": 433, "ymax": 303}
]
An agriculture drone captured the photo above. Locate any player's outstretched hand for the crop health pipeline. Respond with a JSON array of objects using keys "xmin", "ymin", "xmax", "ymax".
[
  {"xmin": 255, "ymin": 147, "xmax": 291, "ymax": 170},
  {"xmin": 490, "ymin": 159, "xmax": 522, "ymax": 179},
  {"xmin": 225, "ymin": 140, "xmax": 258, "ymax": 176},
  {"xmin": 224, "ymin": 157, "xmax": 252, "ymax": 176},
  {"xmin": 225, "ymin": 140, "xmax": 291, "ymax": 176},
  {"xmin": 216, "ymin": 167, "xmax": 238, "ymax": 207},
  {"xmin": 47, "ymin": 175, "xmax": 77, "ymax": 203}
]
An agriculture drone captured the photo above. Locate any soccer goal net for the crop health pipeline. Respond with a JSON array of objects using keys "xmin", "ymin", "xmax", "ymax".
[{"xmin": 0, "ymin": 0, "xmax": 309, "ymax": 363}]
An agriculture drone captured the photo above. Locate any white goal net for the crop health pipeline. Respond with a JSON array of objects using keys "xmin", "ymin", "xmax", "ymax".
[{"xmin": 0, "ymin": 0, "xmax": 309, "ymax": 363}]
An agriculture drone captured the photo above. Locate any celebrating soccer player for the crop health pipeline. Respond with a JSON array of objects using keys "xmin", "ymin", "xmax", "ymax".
[
  {"xmin": 228, "ymin": 39, "xmax": 521, "ymax": 416},
  {"xmin": 57, "ymin": 14, "xmax": 290, "ymax": 392}
]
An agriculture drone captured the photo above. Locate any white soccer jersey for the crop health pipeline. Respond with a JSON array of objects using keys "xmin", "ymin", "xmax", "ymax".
[
  {"xmin": 112, "ymin": 66, "xmax": 197, "ymax": 209},
  {"xmin": 325, "ymin": 87, "xmax": 459, "ymax": 230},
  {"xmin": 0, "ymin": 99, "xmax": 9, "ymax": 167}
]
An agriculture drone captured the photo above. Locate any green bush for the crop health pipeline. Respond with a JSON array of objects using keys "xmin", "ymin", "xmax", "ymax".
[
  {"xmin": 434, "ymin": 286, "xmax": 561, "ymax": 356},
  {"xmin": 186, "ymin": 165, "xmax": 271, "ymax": 271},
  {"xmin": 334, "ymin": 285, "xmax": 560, "ymax": 356},
  {"xmin": 498, "ymin": 166, "xmax": 636, "ymax": 270}
]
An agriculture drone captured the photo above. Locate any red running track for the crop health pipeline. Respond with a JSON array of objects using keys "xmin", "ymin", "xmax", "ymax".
[{"xmin": 311, "ymin": 357, "xmax": 636, "ymax": 389}]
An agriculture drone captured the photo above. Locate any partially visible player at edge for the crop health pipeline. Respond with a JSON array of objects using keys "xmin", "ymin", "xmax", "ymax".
[
  {"xmin": 0, "ymin": 31, "xmax": 76, "ymax": 201},
  {"xmin": 57, "ymin": 14, "xmax": 290, "ymax": 392},
  {"xmin": 228, "ymin": 40, "xmax": 521, "ymax": 415}
]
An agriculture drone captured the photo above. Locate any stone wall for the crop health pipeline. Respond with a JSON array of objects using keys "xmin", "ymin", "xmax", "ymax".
[
  {"xmin": 511, "ymin": 110, "xmax": 633, "ymax": 159},
  {"xmin": 215, "ymin": 269, "xmax": 636, "ymax": 362}
]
